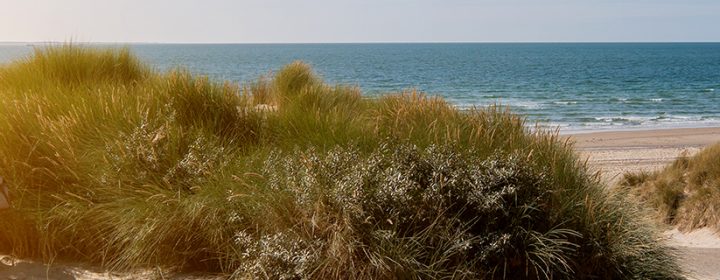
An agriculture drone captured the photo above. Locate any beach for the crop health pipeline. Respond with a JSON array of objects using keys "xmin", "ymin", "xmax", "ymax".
[
  {"xmin": 568, "ymin": 127, "xmax": 720, "ymax": 280},
  {"xmin": 568, "ymin": 127, "xmax": 720, "ymax": 184},
  {"xmin": 2, "ymin": 0, "xmax": 718, "ymax": 277}
]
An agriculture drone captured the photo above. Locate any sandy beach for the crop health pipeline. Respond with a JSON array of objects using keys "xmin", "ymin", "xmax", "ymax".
[
  {"xmin": 568, "ymin": 127, "xmax": 720, "ymax": 280},
  {"xmin": 568, "ymin": 127, "xmax": 720, "ymax": 184}
]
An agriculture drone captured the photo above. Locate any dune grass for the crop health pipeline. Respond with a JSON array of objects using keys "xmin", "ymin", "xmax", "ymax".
[
  {"xmin": 621, "ymin": 143, "xmax": 720, "ymax": 232},
  {"xmin": 0, "ymin": 45, "xmax": 682, "ymax": 279}
]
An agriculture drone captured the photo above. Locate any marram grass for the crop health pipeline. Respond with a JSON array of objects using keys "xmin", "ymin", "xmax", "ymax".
[
  {"xmin": 0, "ymin": 45, "xmax": 682, "ymax": 279},
  {"xmin": 621, "ymin": 142, "xmax": 720, "ymax": 232}
]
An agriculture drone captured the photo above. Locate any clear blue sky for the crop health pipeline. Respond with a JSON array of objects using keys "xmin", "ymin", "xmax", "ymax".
[{"xmin": 1, "ymin": 0, "xmax": 719, "ymax": 43}]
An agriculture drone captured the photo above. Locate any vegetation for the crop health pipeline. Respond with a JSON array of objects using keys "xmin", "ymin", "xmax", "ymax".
[
  {"xmin": 621, "ymin": 143, "xmax": 720, "ymax": 232},
  {"xmin": 0, "ymin": 45, "xmax": 682, "ymax": 279}
]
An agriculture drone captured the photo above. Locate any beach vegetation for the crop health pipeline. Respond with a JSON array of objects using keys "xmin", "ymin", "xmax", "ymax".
[
  {"xmin": 0, "ymin": 45, "xmax": 682, "ymax": 279},
  {"xmin": 621, "ymin": 144, "xmax": 720, "ymax": 231}
]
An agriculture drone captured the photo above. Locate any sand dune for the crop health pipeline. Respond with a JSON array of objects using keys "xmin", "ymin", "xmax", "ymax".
[
  {"xmin": 569, "ymin": 127, "xmax": 720, "ymax": 280},
  {"xmin": 3, "ymin": 127, "xmax": 720, "ymax": 279}
]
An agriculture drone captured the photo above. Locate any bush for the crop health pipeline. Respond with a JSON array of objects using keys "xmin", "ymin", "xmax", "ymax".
[
  {"xmin": 251, "ymin": 145, "xmax": 575, "ymax": 279},
  {"xmin": 0, "ymin": 45, "xmax": 682, "ymax": 279}
]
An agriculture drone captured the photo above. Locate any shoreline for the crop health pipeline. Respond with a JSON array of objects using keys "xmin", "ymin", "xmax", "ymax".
[
  {"xmin": 569, "ymin": 126, "xmax": 720, "ymax": 149},
  {"xmin": 559, "ymin": 124, "xmax": 720, "ymax": 136}
]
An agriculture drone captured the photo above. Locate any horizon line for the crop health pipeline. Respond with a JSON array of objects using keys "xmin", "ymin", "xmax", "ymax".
[{"xmin": 1, "ymin": 40, "xmax": 719, "ymax": 45}]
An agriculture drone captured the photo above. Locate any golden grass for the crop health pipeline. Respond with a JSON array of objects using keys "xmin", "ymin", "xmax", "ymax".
[
  {"xmin": 0, "ymin": 45, "xmax": 682, "ymax": 279},
  {"xmin": 621, "ymin": 143, "xmax": 720, "ymax": 231}
]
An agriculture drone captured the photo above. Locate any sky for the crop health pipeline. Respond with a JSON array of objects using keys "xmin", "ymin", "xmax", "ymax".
[{"xmin": 1, "ymin": 0, "xmax": 719, "ymax": 43}]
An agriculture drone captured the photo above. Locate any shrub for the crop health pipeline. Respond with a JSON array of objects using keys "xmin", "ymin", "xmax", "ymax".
[{"xmin": 251, "ymin": 145, "xmax": 576, "ymax": 279}]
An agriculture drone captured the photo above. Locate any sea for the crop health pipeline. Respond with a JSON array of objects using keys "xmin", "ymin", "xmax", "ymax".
[{"xmin": 1, "ymin": 43, "xmax": 719, "ymax": 133}]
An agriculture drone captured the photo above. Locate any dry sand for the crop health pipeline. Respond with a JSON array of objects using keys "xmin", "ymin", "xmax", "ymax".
[
  {"xmin": 569, "ymin": 127, "xmax": 720, "ymax": 184},
  {"xmin": 567, "ymin": 127, "xmax": 720, "ymax": 280},
  {"xmin": 0, "ymin": 256, "xmax": 224, "ymax": 280}
]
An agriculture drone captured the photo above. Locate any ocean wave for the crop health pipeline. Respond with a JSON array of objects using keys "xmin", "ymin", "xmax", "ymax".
[
  {"xmin": 552, "ymin": 101, "xmax": 578, "ymax": 105},
  {"xmin": 470, "ymin": 99, "xmax": 544, "ymax": 110},
  {"xmin": 453, "ymin": 101, "xmax": 719, "ymax": 133},
  {"xmin": 594, "ymin": 116, "xmax": 645, "ymax": 123},
  {"xmin": 508, "ymin": 101, "xmax": 543, "ymax": 109},
  {"xmin": 520, "ymin": 114, "xmax": 720, "ymax": 133},
  {"xmin": 591, "ymin": 115, "xmax": 710, "ymax": 124},
  {"xmin": 605, "ymin": 97, "xmax": 671, "ymax": 104},
  {"xmin": 552, "ymin": 118, "xmax": 720, "ymax": 133}
]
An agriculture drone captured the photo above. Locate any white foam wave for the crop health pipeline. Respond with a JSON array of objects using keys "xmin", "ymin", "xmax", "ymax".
[
  {"xmin": 468, "ymin": 99, "xmax": 544, "ymax": 110},
  {"xmin": 505, "ymin": 100, "xmax": 543, "ymax": 110},
  {"xmin": 591, "ymin": 115, "xmax": 714, "ymax": 124}
]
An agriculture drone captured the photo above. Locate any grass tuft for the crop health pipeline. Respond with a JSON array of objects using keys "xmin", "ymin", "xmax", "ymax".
[
  {"xmin": 0, "ymin": 44, "xmax": 147, "ymax": 90},
  {"xmin": 274, "ymin": 61, "xmax": 319, "ymax": 99},
  {"xmin": 621, "ymin": 143, "xmax": 720, "ymax": 231}
]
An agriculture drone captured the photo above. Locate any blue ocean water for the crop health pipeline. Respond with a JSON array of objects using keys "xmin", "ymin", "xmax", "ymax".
[{"xmin": 1, "ymin": 43, "xmax": 719, "ymax": 132}]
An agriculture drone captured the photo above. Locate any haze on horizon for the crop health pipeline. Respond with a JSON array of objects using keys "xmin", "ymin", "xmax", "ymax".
[{"xmin": 1, "ymin": 0, "xmax": 719, "ymax": 43}]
